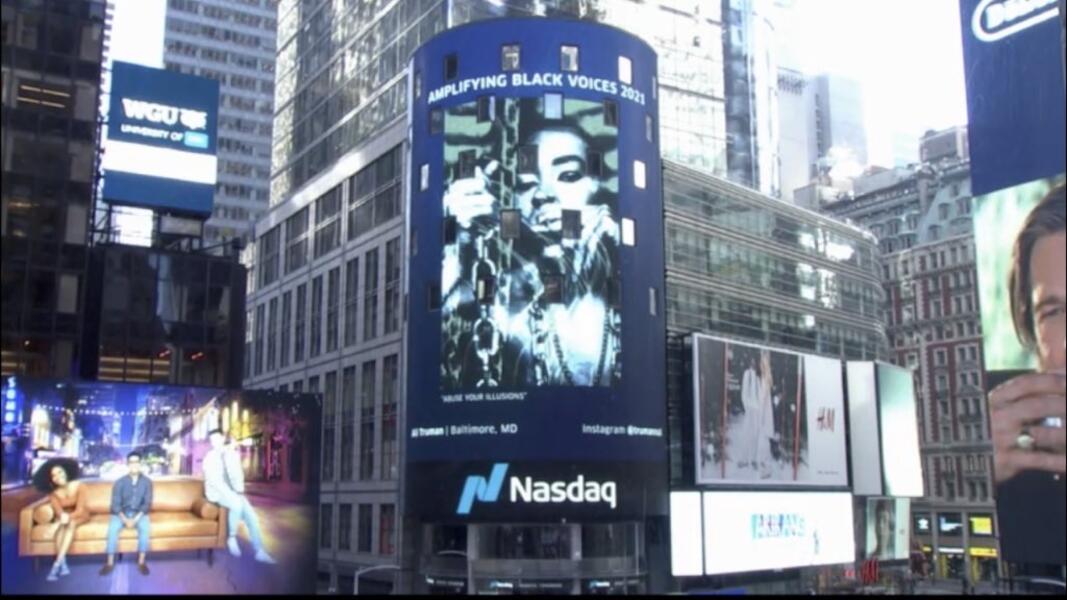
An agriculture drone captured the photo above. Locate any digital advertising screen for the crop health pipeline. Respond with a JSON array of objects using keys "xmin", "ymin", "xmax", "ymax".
[
  {"xmin": 845, "ymin": 361, "xmax": 883, "ymax": 496},
  {"xmin": 968, "ymin": 513, "xmax": 995, "ymax": 537},
  {"xmin": 875, "ymin": 363, "xmax": 923, "ymax": 497},
  {"xmin": 972, "ymin": 177, "xmax": 1066, "ymax": 566},
  {"xmin": 102, "ymin": 61, "xmax": 220, "ymax": 217},
  {"xmin": 958, "ymin": 0, "xmax": 1065, "ymax": 196},
  {"xmin": 405, "ymin": 18, "xmax": 666, "ymax": 521},
  {"xmin": 913, "ymin": 512, "xmax": 932, "ymax": 534},
  {"xmin": 973, "ymin": 175, "xmax": 1066, "ymax": 372},
  {"xmin": 702, "ymin": 491, "xmax": 855, "ymax": 575},
  {"xmin": 938, "ymin": 512, "xmax": 964, "ymax": 536},
  {"xmin": 0, "ymin": 377, "xmax": 320, "ymax": 595},
  {"xmin": 693, "ymin": 334, "xmax": 848, "ymax": 487},
  {"xmin": 864, "ymin": 497, "xmax": 910, "ymax": 561}
]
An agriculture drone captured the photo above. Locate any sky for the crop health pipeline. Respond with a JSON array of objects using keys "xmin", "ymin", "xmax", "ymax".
[
  {"xmin": 779, "ymin": 0, "xmax": 970, "ymax": 167},
  {"xmin": 107, "ymin": 0, "xmax": 971, "ymax": 170},
  {"xmin": 108, "ymin": 0, "xmax": 166, "ymax": 68}
]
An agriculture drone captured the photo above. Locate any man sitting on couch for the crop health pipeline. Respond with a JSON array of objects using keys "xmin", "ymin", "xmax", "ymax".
[
  {"xmin": 204, "ymin": 429, "xmax": 276, "ymax": 564},
  {"xmin": 99, "ymin": 451, "xmax": 153, "ymax": 576}
]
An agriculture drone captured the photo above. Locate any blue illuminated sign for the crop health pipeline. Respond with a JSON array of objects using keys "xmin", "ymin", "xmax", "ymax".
[
  {"xmin": 405, "ymin": 18, "xmax": 667, "ymax": 521},
  {"xmin": 102, "ymin": 61, "xmax": 220, "ymax": 217}
]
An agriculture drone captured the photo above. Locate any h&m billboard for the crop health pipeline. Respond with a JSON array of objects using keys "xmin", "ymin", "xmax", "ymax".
[
  {"xmin": 102, "ymin": 61, "xmax": 220, "ymax": 217},
  {"xmin": 404, "ymin": 18, "xmax": 666, "ymax": 521}
]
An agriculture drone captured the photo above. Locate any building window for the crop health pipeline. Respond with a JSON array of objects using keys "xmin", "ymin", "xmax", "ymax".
[
  {"xmin": 419, "ymin": 163, "xmax": 429, "ymax": 191},
  {"xmin": 413, "ymin": 70, "xmax": 422, "ymax": 99},
  {"xmin": 326, "ymin": 267, "xmax": 340, "ymax": 352},
  {"xmin": 359, "ymin": 359, "xmax": 376, "ymax": 480},
  {"xmin": 381, "ymin": 354, "xmax": 399, "ymax": 480},
  {"xmin": 430, "ymin": 107, "xmax": 443, "ymax": 134},
  {"xmin": 621, "ymin": 218, "xmax": 636, "ymax": 246},
  {"xmin": 477, "ymin": 96, "xmax": 495, "ymax": 122},
  {"xmin": 363, "ymin": 248, "xmax": 379, "ymax": 341},
  {"xmin": 258, "ymin": 226, "xmax": 280, "ymax": 286},
  {"xmin": 562, "ymin": 210, "xmax": 581, "ymax": 240},
  {"xmin": 544, "ymin": 92, "xmax": 563, "ymax": 119},
  {"xmin": 280, "ymin": 291, "xmax": 291, "ymax": 368},
  {"xmin": 384, "ymin": 238, "xmax": 401, "ymax": 334},
  {"xmin": 444, "ymin": 53, "xmax": 458, "ymax": 80},
  {"xmin": 320, "ymin": 504, "xmax": 333, "ymax": 549},
  {"xmin": 646, "ymin": 114, "xmax": 654, "ymax": 142},
  {"xmin": 379, "ymin": 504, "xmax": 396, "ymax": 555},
  {"xmin": 285, "ymin": 208, "xmax": 309, "ymax": 274},
  {"xmin": 357, "ymin": 504, "xmax": 372, "ymax": 553},
  {"xmin": 604, "ymin": 100, "xmax": 618, "ymax": 126},
  {"xmin": 501, "ymin": 44, "xmax": 520, "ymax": 71},
  {"xmin": 293, "ymin": 284, "xmax": 306, "ymax": 362},
  {"xmin": 344, "ymin": 258, "xmax": 359, "ymax": 346},
  {"xmin": 501, "ymin": 210, "xmax": 520, "ymax": 240},
  {"xmin": 309, "ymin": 275, "xmax": 323, "ymax": 357},
  {"xmin": 517, "ymin": 145, "xmax": 538, "ymax": 173},
  {"xmin": 634, "ymin": 160, "xmax": 646, "ymax": 189},
  {"xmin": 315, "ymin": 186, "xmax": 342, "ymax": 259},
  {"xmin": 618, "ymin": 55, "xmax": 632, "ymax": 84},
  {"xmin": 266, "ymin": 297, "xmax": 278, "ymax": 371},
  {"xmin": 254, "ymin": 303, "xmax": 265, "ymax": 376},
  {"xmin": 338, "ymin": 504, "xmax": 352, "ymax": 551},
  {"xmin": 458, "ymin": 149, "xmax": 477, "ymax": 179},
  {"xmin": 341, "ymin": 366, "xmax": 356, "ymax": 481},
  {"xmin": 587, "ymin": 151, "xmax": 603, "ymax": 177},
  {"xmin": 561, "ymin": 44, "xmax": 579, "ymax": 72}
]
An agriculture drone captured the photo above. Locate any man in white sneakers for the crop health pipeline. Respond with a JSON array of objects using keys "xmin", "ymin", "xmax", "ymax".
[{"xmin": 202, "ymin": 428, "xmax": 276, "ymax": 563}]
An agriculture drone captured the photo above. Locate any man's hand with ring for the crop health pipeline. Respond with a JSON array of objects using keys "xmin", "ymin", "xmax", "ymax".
[{"xmin": 989, "ymin": 372, "xmax": 1066, "ymax": 484}]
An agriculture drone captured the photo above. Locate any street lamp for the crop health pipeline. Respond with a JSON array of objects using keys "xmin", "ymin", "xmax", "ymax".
[{"xmin": 353, "ymin": 564, "xmax": 400, "ymax": 596}]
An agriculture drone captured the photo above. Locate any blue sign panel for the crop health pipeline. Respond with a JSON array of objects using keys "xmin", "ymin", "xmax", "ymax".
[
  {"xmin": 102, "ymin": 61, "xmax": 220, "ymax": 217},
  {"xmin": 959, "ymin": 0, "xmax": 1066, "ymax": 195},
  {"xmin": 405, "ymin": 18, "xmax": 667, "ymax": 520}
]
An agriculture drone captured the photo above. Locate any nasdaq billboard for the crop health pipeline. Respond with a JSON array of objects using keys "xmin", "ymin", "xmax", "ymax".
[
  {"xmin": 405, "ymin": 18, "xmax": 666, "ymax": 521},
  {"xmin": 102, "ymin": 61, "xmax": 220, "ymax": 217},
  {"xmin": 959, "ymin": 0, "xmax": 1066, "ymax": 195}
]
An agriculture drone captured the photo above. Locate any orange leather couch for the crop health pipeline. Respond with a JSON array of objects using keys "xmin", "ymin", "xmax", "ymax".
[{"xmin": 18, "ymin": 476, "xmax": 227, "ymax": 563}]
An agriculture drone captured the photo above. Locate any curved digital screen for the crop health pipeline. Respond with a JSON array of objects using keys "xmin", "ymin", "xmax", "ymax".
[{"xmin": 405, "ymin": 18, "xmax": 665, "ymax": 521}]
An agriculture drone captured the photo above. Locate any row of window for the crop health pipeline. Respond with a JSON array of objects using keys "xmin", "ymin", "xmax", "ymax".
[
  {"xmin": 248, "ymin": 237, "xmax": 401, "ymax": 378},
  {"xmin": 320, "ymin": 502, "xmax": 395, "ymax": 555},
  {"xmin": 260, "ymin": 147, "xmax": 402, "ymax": 287},
  {"xmin": 437, "ymin": 44, "xmax": 633, "ymax": 84}
]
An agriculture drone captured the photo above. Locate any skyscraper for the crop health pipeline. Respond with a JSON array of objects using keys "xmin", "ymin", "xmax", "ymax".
[
  {"xmin": 162, "ymin": 0, "xmax": 277, "ymax": 247},
  {"xmin": 2, "ymin": 0, "xmax": 107, "ymax": 378}
]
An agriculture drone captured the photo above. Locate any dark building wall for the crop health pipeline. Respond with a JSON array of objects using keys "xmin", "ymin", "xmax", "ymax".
[
  {"xmin": 80, "ymin": 243, "xmax": 246, "ymax": 388},
  {"xmin": 1, "ymin": 0, "xmax": 107, "ymax": 379}
]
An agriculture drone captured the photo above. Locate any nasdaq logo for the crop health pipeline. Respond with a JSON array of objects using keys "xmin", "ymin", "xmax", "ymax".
[
  {"xmin": 456, "ymin": 464, "xmax": 618, "ymax": 515},
  {"xmin": 456, "ymin": 463, "xmax": 509, "ymax": 515},
  {"xmin": 971, "ymin": 0, "xmax": 1059, "ymax": 43}
]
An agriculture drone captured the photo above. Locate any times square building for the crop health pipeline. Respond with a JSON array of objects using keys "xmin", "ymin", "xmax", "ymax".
[{"xmin": 244, "ymin": 16, "xmax": 888, "ymax": 595}]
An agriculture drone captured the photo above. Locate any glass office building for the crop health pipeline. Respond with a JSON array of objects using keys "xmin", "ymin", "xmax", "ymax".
[
  {"xmin": 1, "ymin": 0, "xmax": 107, "ymax": 378},
  {"xmin": 663, "ymin": 159, "xmax": 888, "ymax": 483}
]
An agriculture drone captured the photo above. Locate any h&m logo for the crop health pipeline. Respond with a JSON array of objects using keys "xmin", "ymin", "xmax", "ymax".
[{"xmin": 816, "ymin": 407, "xmax": 836, "ymax": 432}]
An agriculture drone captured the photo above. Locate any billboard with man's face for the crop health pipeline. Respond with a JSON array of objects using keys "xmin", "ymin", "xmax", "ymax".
[{"xmin": 405, "ymin": 18, "xmax": 666, "ymax": 521}]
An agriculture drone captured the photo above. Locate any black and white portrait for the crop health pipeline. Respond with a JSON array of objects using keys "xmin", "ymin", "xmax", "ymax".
[{"xmin": 440, "ymin": 97, "xmax": 621, "ymax": 390}]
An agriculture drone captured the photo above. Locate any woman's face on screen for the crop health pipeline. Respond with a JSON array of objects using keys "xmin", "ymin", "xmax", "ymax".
[{"xmin": 515, "ymin": 128, "xmax": 599, "ymax": 234}]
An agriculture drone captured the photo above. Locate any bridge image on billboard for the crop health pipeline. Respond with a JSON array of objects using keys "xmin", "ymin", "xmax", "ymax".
[{"xmin": 441, "ymin": 97, "xmax": 621, "ymax": 389}]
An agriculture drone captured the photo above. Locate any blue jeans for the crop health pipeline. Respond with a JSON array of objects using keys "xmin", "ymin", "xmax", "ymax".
[
  {"xmin": 219, "ymin": 495, "xmax": 264, "ymax": 551},
  {"xmin": 105, "ymin": 515, "xmax": 150, "ymax": 555}
]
